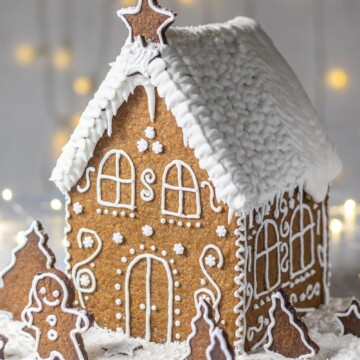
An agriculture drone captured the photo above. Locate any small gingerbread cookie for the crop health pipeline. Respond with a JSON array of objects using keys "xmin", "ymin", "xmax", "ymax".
[
  {"xmin": 0, "ymin": 221, "xmax": 56, "ymax": 320},
  {"xmin": 22, "ymin": 269, "xmax": 94, "ymax": 360},
  {"xmin": 0, "ymin": 335, "xmax": 8, "ymax": 360},
  {"xmin": 264, "ymin": 290, "xmax": 319, "ymax": 359},
  {"xmin": 336, "ymin": 299, "xmax": 360, "ymax": 337},
  {"xmin": 206, "ymin": 327, "xmax": 234, "ymax": 360}
]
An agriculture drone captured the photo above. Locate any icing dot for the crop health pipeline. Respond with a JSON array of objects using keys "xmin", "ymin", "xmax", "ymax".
[
  {"xmin": 151, "ymin": 246, "xmax": 156, "ymax": 251},
  {"xmin": 177, "ymin": 221, "xmax": 183, "ymax": 227},
  {"xmin": 115, "ymin": 299, "xmax": 122, "ymax": 306},
  {"xmin": 173, "ymin": 269, "xmax": 178, "ymax": 275},
  {"xmin": 175, "ymin": 295, "xmax": 181, "ymax": 302},
  {"xmin": 200, "ymin": 279, "xmax": 207, "ymax": 285},
  {"xmin": 90, "ymin": 263, "xmax": 96, "ymax": 268},
  {"xmin": 47, "ymin": 329, "xmax": 58, "ymax": 341},
  {"xmin": 39, "ymin": 287, "xmax": 47, "ymax": 295},
  {"xmin": 121, "ymin": 211, "xmax": 126, "ymax": 217},
  {"xmin": 140, "ymin": 304, "xmax": 146, "ymax": 310},
  {"xmin": 170, "ymin": 259, "xmax": 175, "ymax": 265},
  {"xmin": 130, "ymin": 213, "xmax": 135, "ymax": 218},
  {"xmin": 186, "ymin": 222, "xmax": 192, "ymax": 228},
  {"xmin": 116, "ymin": 269, "xmax": 122, "ymax": 275},
  {"xmin": 112, "ymin": 210, "xmax": 118, "ymax": 216},
  {"xmin": 175, "ymin": 320, "xmax": 181, "ymax": 327},
  {"xmin": 175, "ymin": 309, "xmax": 181, "ymax": 315},
  {"xmin": 196, "ymin": 223, "xmax": 201, "ymax": 228},
  {"xmin": 130, "ymin": 248, "xmax": 136, "ymax": 255},
  {"xmin": 116, "ymin": 313, "xmax": 122, "ymax": 320},
  {"xmin": 104, "ymin": 209, "xmax": 109, "ymax": 215},
  {"xmin": 221, "ymin": 320, "xmax": 226, "ymax": 325},
  {"xmin": 121, "ymin": 257, "xmax": 128, "ymax": 263},
  {"xmin": 151, "ymin": 305, "xmax": 157, "ymax": 311},
  {"xmin": 74, "ymin": 300, "xmax": 79, "ymax": 305},
  {"xmin": 115, "ymin": 284, "xmax": 121, "ymax": 291},
  {"xmin": 169, "ymin": 219, "xmax": 174, "ymax": 225},
  {"xmin": 162, "ymin": 250, "xmax": 167, "ymax": 256},
  {"xmin": 53, "ymin": 290, "xmax": 60, "ymax": 298},
  {"xmin": 85, "ymin": 296, "xmax": 90, "ymax": 301},
  {"xmin": 175, "ymin": 333, "xmax": 181, "ymax": 340},
  {"xmin": 96, "ymin": 209, "xmax": 102, "ymax": 214},
  {"xmin": 142, "ymin": 225, "xmax": 154, "ymax": 237},
  {"xmin": 174, "ymin": 281, "xmax": 180, "ymax": 288},
  {"xmin": 140, "ymin": 244, "xmax": 145, "ymax": 250},
  {"xmin": 160, "ymin": 218, "xmax": 166, "ymax": 224}
]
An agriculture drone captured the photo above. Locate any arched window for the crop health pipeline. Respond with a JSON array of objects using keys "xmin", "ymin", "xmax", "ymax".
[
  {"xmin": 97, "ymin": 150, "xmax": 135, "ymax": 210},
  {"xmin": 254, "ymin": 220, "xmax": 281, "ymax": 298},
  {"xmin": 289, "ymin": 204, "xmax": 315, "ymax": 278},
  {"xmin": 161, "ymin": 160, "xmax": 201, "ymax": 219}
]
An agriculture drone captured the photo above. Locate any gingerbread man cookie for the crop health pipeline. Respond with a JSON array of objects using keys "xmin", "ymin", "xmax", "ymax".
[
  {"xmin": 22, "ymin": 269, "xmax": 94, "ymax": 360},
  {"xmin": 0, "ymin": 335, "xmax": 8, "ymax": 360}
]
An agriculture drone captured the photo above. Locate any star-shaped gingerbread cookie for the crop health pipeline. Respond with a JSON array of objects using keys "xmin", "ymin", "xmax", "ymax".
[
  {"xmin": 336, "ymin": 299, "xmax": 360, "ymax": 337},
  {"xmin": 118, "ymin": 0, "xmax": 176, "ymax": 45}
]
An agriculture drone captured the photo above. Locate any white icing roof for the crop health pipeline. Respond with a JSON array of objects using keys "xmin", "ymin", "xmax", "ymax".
[{"xmin": 51, "ymin": 17, "xmax": 342, "ymax": 213}]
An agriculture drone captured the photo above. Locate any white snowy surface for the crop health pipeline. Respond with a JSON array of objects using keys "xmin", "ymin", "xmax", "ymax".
[
  {"xmin": 51, "ymin": 17, "xmax": 342, "ymax": 214},
  {"xmin": 1, "ymin": 298, "xmax": 360, "ymax": 359}
]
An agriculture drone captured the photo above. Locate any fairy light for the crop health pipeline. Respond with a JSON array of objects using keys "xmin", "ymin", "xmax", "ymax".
[
  {"xmin": 52, "ymin": 47, "xmax": 72, "ymax": 70},
  {"xmin": 178, "ymin": 0, "xmax": 195, "ymax": 4},
  {"xmin": 330, "ymin": 218, "xmax": 343, "ymax": 236},
  {"xmin": 52, "ymin": 129, "xmax": 70, "ymax": 156},
  {"xmin": 16, "ymin": 231, "xmax": 26, "ymax": 245},
  {"xmin": 14, "ymin": 44, "xmax": 37, "ymax": 65},
  {"xmin": 344, "ymin": 199, "xmax": 356, "ymax": 218},
  {"xmin": 2, "ymin": 189, "xmax": 13, "ymax": 202},
  {"xmin": 50, "ymin": 199, "xmax": 63, "ymax": 211},
  {"xmin": 326, "ymin": 68, "xmax": 349, "ymax": 90},
  {"xmin": 73, "ymin": 77, "xmax": 93, "ymax": 96},
  {"xmin": 71, "ymin": 112, "xmax": 82, "ymax": 128},
  {"xmin": 121, "ymin": 0, "xmax": 137, "ymax": 6}
]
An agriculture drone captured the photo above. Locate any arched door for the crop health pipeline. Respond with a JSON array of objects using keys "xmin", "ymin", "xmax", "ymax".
[{"xmin": 125, "ymin": 254, "xmax": 173, "ymax": 343}]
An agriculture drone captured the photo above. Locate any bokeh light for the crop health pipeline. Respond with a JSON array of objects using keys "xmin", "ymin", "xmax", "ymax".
[
  {"xmin": 330, "ymin": 218, "xmax": 343, "ymax": 236},
  {"xmin": 52, "ymin": 129, "xmax": 70, "ymax": 156},
  {"xmin": 73, "ymin": 77, "xmax": 93, "ymax": 96},
  {"xmin": 14, "ymin": 44, "xmax": 37, "ymax": 65},
  {"xmin": 120, "ymin": 0, "xmax": 137, "ymax": 6},
  {"xmin": 50, "ymin": 198, "xmax": 63, "ymax": 211},
  {"xmin": 326, "ymin": 68, "xmax": 349, "ymax": 90},
  {"xmin": 2, "ymin": 188, "xmax": 13, "ymax": 202},
  {"xmin": 53, "ymin": 47, "xmax": 72, "ymax": 70}
]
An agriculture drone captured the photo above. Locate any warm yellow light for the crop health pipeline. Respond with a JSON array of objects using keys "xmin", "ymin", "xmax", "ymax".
[
  {"xmin": 330, "ymin": 218, "xmax": 343, "ymax": 235},
  {"xmin": 71, "ymin": 112, "xmax": 82, "ymax": 128},
  {"xmin": 53, "ymin": 48, "xmax": 72, "ymax": 70},
  {"xmin": 50, "ymin": 198, "xmax": 63, "ymax": 211},
  {"xmin": 120, "ymin": 0, "xmax": 137, "ymax": 6},
  {"xmin": 52, "ymin": 129, "xmax": 70, "ymax": 156},
  {"xmin": 2, "ymin": 189, "xmax": 13, "ymax": 202},
  {"xmin": 344, "ymin": 199, "xmax": 356, "ymax": 217},
  {"xmin": 326, "ymin": 68, "xmax": 349, "ymax": 90},
  {"xmin": 178, "ymin": 0, "xmax": 195, "ymax": 4},
  {"xmin": 14, "ymin": 44, "xmax": 37, "ymax": 65},
  {"xmin": 16, "ymin": 231, "xmax": 26, "ymax": 244},
  {"xmin": 73, "ymin": 77, "xmax": 93, "ymax": 96}
]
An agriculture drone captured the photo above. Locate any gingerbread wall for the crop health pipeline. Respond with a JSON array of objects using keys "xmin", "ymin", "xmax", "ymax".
[
  {"xmin": 67, "ymin": 87, "xmax": 240, "ymax": 345},
  {"xmin": 239, "ymin": 188, "xmax": 329, "ymax": 351}
]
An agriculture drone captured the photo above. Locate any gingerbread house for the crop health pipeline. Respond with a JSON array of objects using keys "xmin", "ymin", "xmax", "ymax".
[{"xmin": 50, "ymin": 1, "xmax": 342, "ymax": 353}]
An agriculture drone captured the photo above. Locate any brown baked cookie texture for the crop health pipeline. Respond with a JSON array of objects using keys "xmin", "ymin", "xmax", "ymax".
[
  {"xmin": 182, "ymin": 298, "xmax": 234, "ymax": 360},
  {"xmin": 21, "ymin": 269, "xmax": 94, "ymax": 360},
  {"xmin": 118, "ymin": 0, "xmax": 176, "ymax": 45},
  {"xmin": 0, "ymin": 221, "xmax": 56, "ymax": 320},
  {"xmin": 0, "ymin": 334, "xmax": 8, "ymax": 360},
  {"xmin": 336, "ymin": 299, "xmax": 360, "ymax": 337},
  {"xmin": 264, "ymin": 290, "xmax": 319, "ymax": 359}
]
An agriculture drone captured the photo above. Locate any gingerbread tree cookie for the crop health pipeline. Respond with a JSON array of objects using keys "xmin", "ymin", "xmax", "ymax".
[
  {"xmin": 264, "ymin": 290, "xmax": 319, "ymax": 359},
  {"xmin": 336, "ymin": 299, "xmax": 360, "ymax": 337},
  {"xmin": 118, "ymin": 0, "xmax": 176, "ymax": 45},
  {"xmin": 22, "ymin": 269, "xmax": 94, "ymax": 360},
  {"xmin": 0, "ymin": 221, "xmax": 55, "ymax": 320},
  {"xmin": 0, "ymin": 335, "xmax": 8, "ymax": 360},
  {"xmin": 206, "ymin": 328, "xmax": 234, "ymax": 360}
]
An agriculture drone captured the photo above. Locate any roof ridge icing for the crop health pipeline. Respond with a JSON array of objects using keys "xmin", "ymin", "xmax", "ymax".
[{"xmin": 51, "ymin": 16, "xmax": 342, "ymax": 215}]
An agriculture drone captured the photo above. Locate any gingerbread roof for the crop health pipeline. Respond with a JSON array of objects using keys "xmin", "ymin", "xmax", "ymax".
[{"xmin": 50, "ymin": 17, "xmax": 342, "ymax": 214}]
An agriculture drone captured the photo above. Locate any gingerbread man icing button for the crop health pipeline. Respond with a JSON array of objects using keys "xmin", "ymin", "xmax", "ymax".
[
  {"xmin": 22, "ymin": 269, "xmax": 94, "ymax": 360},
  {"xmin": 0, "ymin": 334, "xmax": 8, "ymax": 360}
]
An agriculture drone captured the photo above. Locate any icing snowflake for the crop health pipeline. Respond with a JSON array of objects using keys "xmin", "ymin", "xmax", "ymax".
[
  {"xmin": 145, "ymin": 126, "xmax": 156, "ymax": 140},
  {"xmin": 83, "ymin": 236, "xmax": 94, "ymax": 249},
  {"xmin": 205, "ymin": 255, "xmax": 216, "ymax": 267},
  {"xmin": 73, "ymin": 202, "xmax": 83, "ymax": 215},
  {"xmin": 152, "ymin": 141, "xmax": 163, "ymax": 154},
  {"xmin": 79, "ymin": 275, "xmax": 91, "ymax": 287},
  {"xmin": 216, "ymin": 225, "xmax": 227, "ymax": 238},
  {"xmin": 137, "ymin": 139, "xmax": 149, "ymax": 153},
  {"xmin": 113, "ymin": 232, "xmax": 124, "ymax": 244},
  {"xmin": 173, "ymin": 243, "xmax": 185, "ymax": 255},
  {"xmin": 142, "ymin": 225, "xmax": 154, "ymax": 237}
]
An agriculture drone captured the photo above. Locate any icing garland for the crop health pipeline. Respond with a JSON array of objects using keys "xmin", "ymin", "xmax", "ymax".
[
  {"xmin": 201, "ymin": 181, "xmax": 222, "ymax": 213},
  {"xmin": 125, "ymin": 254, "xmax": 173, "ymax": 343},
  {"xmin": 194, "ymin": 244, "xmax": 224, "ymax": 322},
  {"xmin": 72, "ymin": 229, "xmax": 103, "ymax": 308},
  {"xmin": 140, "ymin": 169, "xmax": 156, "ymax": 202},
  {"xmin": 76, "ymin": 167, "xmax": 95, "ymax": 193}
]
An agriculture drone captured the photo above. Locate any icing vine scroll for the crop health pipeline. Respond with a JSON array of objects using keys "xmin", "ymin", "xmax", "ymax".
[
  {"xmin": 194, "ymin": 244, "xmax": 224, "ymax": 322},
  {"xmin": 140, "ymin": 169, "xmax": 156, "ymax": 202},
  {"xmin": 201, "ymin": 181, "xmax": 222, "ymax": 213},
  {"xmin": 77, "ymin": 167, "xmax": 95, "ymax": 193}
]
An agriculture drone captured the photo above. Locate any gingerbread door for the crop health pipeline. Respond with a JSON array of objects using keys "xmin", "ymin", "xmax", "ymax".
[{"xmin": 125, "ymin": 254, "xmax": 173, "ymax": 343}]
